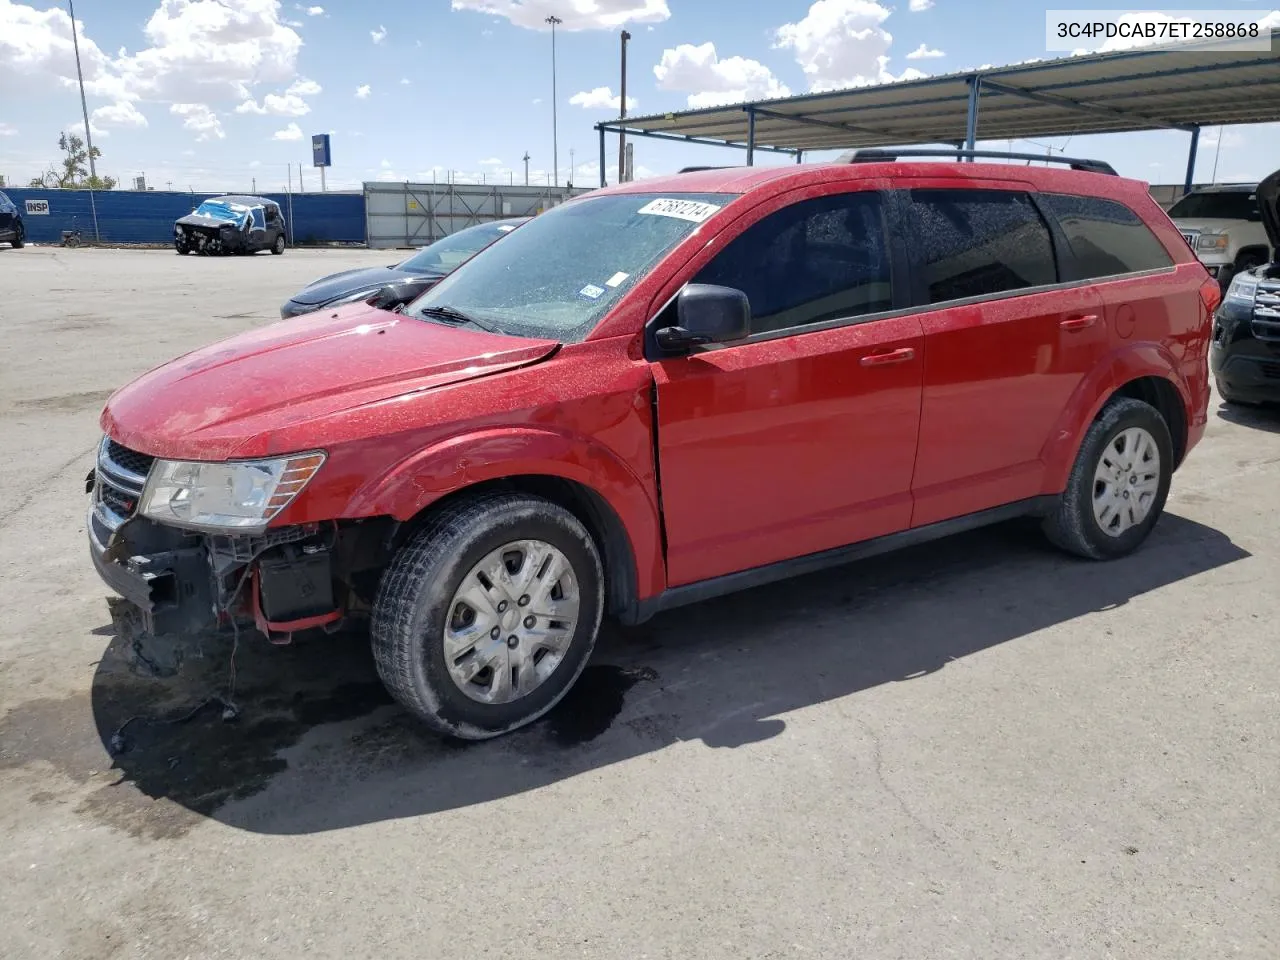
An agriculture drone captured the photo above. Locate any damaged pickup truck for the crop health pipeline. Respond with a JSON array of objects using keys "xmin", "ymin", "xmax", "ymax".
[
  {"xmin": 91, "ymin": 159, "xmax": 1215, "ymax": 741},
  {"xmin": 174, "ymin": 195, "xmax": 287, "ymax": 256}
]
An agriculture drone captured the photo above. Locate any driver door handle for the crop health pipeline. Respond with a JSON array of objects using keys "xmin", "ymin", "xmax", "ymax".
[
  {"xmin": 860, "ymin": 346, "xmax": 916, "ymax": 367},
  {"xmin": 1060, "ymin": 313, "xmax": 1099, "ymax": 332}
]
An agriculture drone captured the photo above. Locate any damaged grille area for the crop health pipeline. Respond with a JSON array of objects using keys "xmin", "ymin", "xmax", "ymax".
[{"xmin": 91, "ymin": 437, "xmax": 155, "ymax": 539}]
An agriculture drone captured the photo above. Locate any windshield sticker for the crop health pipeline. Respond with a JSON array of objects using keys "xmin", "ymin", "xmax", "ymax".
[
  {"xmin": 637, "ymin": 198, "xmax": 722, "ymax": 223},
  {"xmin": 605, "ymin": 271, "xmax": 629, "ymax": 288},
  {"xmin": 578, "ymin": 283, "xmax": 606, "ymax": 300}
]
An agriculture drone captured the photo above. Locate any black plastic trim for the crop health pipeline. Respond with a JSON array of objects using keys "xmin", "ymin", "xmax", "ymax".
[{"xmin": 620, "ymin": 495, "xmax": 1058, "ymax": 625}]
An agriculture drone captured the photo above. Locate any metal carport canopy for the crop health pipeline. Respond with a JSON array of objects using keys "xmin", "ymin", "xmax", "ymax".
[{"xmin": 596, "ymin": 31, "xmax": 1280, "ymax": 190}]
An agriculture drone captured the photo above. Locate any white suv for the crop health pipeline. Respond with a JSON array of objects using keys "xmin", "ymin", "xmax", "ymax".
[{"xmin": 1168, "ymin": 184, "xmax": 1272, "ymax": 288}]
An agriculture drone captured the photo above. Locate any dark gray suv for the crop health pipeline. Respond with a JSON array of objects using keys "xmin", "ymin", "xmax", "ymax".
[{"xmin": 0, "ymin": 192, "xmax": 25, "ymax": 248}]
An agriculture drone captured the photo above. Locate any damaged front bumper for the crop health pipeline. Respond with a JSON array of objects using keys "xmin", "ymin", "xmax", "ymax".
[{"xmin": 87, "ymin": 437, "xmax": 346, "ymax": 644}]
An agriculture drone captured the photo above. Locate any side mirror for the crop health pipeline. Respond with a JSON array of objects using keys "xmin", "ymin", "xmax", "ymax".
[
  {"xmin": 368, "ymin": 279, "xmax": 437, "ymax": 311},
  {"xmin": 654, "ymin": 283, "xmax": 751, "ymax": 353}
]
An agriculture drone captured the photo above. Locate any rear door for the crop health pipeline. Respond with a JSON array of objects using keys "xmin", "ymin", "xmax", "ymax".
[
  {"xmin": 902, "ymin": 184, "xmax": 1107, "ymax": 527},
  {"xmin": 0, "ymin": 192, "xmax": 14, "ymax": 233},
  {"xmin": 651, "ymin": 183, "xmax": 926, "ymax": 586}
]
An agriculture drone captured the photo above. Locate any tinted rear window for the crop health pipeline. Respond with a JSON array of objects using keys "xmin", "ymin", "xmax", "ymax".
[
  {"xmin": 1167, "ymin": 190, "xmax": 1258, "ymax": 221},
  {"xmin": 908, "ymin": 189, "xmax": 1057, "ymax": 304},
  {"xmin": 1041, "ymin": 194, "xmax": 1173, "ymax": 279}
]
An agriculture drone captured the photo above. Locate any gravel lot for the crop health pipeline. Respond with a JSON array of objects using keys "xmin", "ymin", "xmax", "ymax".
[{"xmin": 2, "ymin": 245, "xmax": 1279, "ymax": 960}]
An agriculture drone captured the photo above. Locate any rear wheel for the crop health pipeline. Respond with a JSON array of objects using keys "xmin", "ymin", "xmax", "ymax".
[
  {"xmin": 1043, "ymin": 397, "xmax": 1172, "ymax": 559},
  {"xmin": 272, "ymin": 234, "xmax": 286, "ymax": 255},
  {"xmin": 10, "ymin": 222, "xmax": 23, "ymax": 249},
  {"xmin": 372, "ymin": 493, "xmax": 604, "ymax": 739}
]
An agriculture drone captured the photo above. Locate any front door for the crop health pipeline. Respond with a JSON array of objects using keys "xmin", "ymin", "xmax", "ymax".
[
  {"xmin": 651, "ymin": 188, "xmax": 925, "ymax": 587},
  {"xmin": 901, "ymin": 185, "xmax": 1108, "ymax": 526}
]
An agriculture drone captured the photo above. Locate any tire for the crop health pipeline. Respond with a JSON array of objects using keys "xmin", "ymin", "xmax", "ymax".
[
  {"xmin": 371, "ymin": 493, "xmax": 604, "ymax": 739},
  {"xmin": 11, "ymin": 223, "xmax": 23, "ymax": 249},
  {"xmin": 272, "ymin": 235, "xmax": 285, "ymax": 255},
  {"xmin": 175, "ymin": 242, "xmax": 189, "ymax": 255},
  {"xmin": 1042, "ymin": 397, "xmax": 1173, "ymax": 560}
]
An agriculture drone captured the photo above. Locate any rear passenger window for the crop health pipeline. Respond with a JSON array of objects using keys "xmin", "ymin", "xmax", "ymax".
[
  {"xmin": 693, "ymin": 191, "xmax": 892, "ymax": 334},
  {"xmin": 1040, "ymin": 194, "xmax": 1173, "ymax": 278},
  {"xmin": 908, "ymin": 190, "xmax": 1057, "ymax": 304}
]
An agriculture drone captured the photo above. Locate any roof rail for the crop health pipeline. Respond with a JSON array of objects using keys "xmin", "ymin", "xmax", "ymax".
[
  {"xmin": 678, "ymin": 165, "xmax": 736, "ymax": 173},
  {"xmin": 847, "ymin": 148, "xmax": 1117, "ymax": 176}
]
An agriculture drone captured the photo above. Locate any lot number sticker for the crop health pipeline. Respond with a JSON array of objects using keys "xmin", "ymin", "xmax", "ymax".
[
  {"xmin": 637, "ymin": 198, "xmax": 721, "ymax": 223},
  {"xmin": 25, "ymin": 199, "xmax": 50, "ymax": 215}
]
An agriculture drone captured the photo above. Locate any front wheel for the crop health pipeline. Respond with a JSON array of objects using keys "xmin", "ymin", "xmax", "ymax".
[
  {"xmin": 272, "ymin": 235, "xmax": 285, "ymax": 255},
  {"xmin": 372, "ymin": 493, "xmax": 604, "ymax": 739},
  {"xmin": 10, "ymin": 223, "xmax": 23, "ymax": 249},
  {"xmin": 1042, "ymin": 397, "xmax": 1173, "ymax": 560}
]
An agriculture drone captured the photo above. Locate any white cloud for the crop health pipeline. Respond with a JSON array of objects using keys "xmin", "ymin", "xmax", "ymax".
[
  {"xmin": 235, "ymin": 98, "xmax": 267, "ymax": 114},
  {"xmin": 0, "ymin": 122, "xmax": 16, "ymax": 137},
  {"xmin": 906, "ymin": 43, "xmax": 944, "ymax": 59},
  {"xmin": 0, "ymin": 1, "xmax": 113, "ymax": 96},
  {"xmin": 170, "ymin": 103, "xmax": 224, "ymax": 141},
  {"xmin": 909, "ymin": 0, "xmax": 934, "ymax": 10},
  {"xmin": 288, "ymin": 77, "xmax": 321, "ymax": 95},
  {"xmin": 380, "ymin": 159, "xmax": 392, "ymax": 168},
  {"xmin": 654, "ymin": 42, "xmax": 790, "ymax": 108},
  {"xmin": 355, "ymin": 83, "xmax": 371, "ymax": 98},
  {"xmin": 306, "ymin": 5, "xmax": 324, "ymax": 15},
  {"xmin": 569, "ymin": 86, "xmax": 638, "ymax": 111},
  {"xmin": 776, "ymin": 0, "xmax": 904, "ymax": 92},
  {"xmin": 450, "ymin": 0, "xmax": 670, "ymax": 31},
  {"xmin": 272, "ymin": 121, "xmax": 303, "ymax": 140},
  {"xmin": 480, "ymin": 157, "xmax": 503, "ymax": 166},
  {"xmin": 92, "ymin": 100, "xmax": 148, "ymax": 129},
  {"xmin": 371, "ymin": 24, "xmax": 387, "ymax": 43},
  {"xmin": 532, "ymin": 97, "xmax": 543, "ymax": 104},
  {"xmin": 400, "ymin": 77, "xmax": 411, "ymax": 85}
]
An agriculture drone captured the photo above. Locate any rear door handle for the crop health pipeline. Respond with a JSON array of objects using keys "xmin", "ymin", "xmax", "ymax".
[
  {"xmin": 1060, "ymin": 313, "xmax": 1099, "ymax": 332},
  {"xmin": 860, "ymin": 346, "xmax": 916, "ymax": 367}
]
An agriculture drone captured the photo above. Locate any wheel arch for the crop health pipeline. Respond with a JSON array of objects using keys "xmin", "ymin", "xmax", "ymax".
[
  {"xmin": 1234, "ymin": 244, "xmax": 1270, "ymax": 266},
  {"xmin": 394, "ymin": 474, "xmax": 643, "ymax": 621},
  {"xmin": 1042, "ymin": 347, "xmax": 1193, "ymax": 493}
]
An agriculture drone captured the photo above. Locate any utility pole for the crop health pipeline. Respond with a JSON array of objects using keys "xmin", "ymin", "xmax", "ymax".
[
  {"xmin": 252, "ymin": 176, "xmax": 256, "ymax": 193},
  {"xmin": 569, "ymin": 147, "xmax": 575, "ymax": 185},
  {"xmin": 66, "ymin": 0, "xmax": 99, "ymax": 241},
  {"xmin": 619, "ymin": 29, "xmax": 631, "ymax": 183},
  {"xmin": 522, "ymin": 151, "xmax": 530, "ymax": 186},
  {"xmin": 545, "ymin": 15, "xmax": 562, "ymax": 187}
]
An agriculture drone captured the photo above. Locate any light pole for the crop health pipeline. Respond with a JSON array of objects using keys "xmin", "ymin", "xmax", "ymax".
[
  {"xmin": 619, "ymin": 29, "xmax": 630, "ymax": 183},
  {"xmin": 545, "ymin": 15, "xmax": 562, "ymax": 187},
  {"xmin": 66, "ymin": 0, "xmax": 100, "ymax": 241},
  {"xmin": 522, "ymin": 151, "xmax": 530, "ymax": 186}
]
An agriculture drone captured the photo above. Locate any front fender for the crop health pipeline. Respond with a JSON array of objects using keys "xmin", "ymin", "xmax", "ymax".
[
  {"xmin": 345, "ymin": 426, "xmax": 665, "ymax": 601},
  {"xmin": 1040, "ymin": 343, "xmax": 1192, "ymax": 494}
]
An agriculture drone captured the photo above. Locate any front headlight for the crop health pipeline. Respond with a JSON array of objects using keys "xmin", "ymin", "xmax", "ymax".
[
  {"xmin": 1225, "ymin": 273, "xmax": 1259, "ymax": 305},
  {"xmin": 139, "ymin": 452, "xmax": 325, "ymax": 533},
  {"xmin": 1196, "ymin": 233, "xmax": 1229, "ymax": 251}
]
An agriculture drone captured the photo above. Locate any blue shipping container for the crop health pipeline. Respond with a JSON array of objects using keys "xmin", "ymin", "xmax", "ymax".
[{"xmin": 1, "ymin": 187, "xmax": 366, "ymax": 245}]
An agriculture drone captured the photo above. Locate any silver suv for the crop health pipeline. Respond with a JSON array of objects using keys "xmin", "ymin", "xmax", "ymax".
[{"xmin": 1168, "ymin": 184, "xmax": 1272, "ymax": 288}]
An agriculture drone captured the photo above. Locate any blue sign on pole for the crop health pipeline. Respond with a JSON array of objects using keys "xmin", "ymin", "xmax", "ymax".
[{"xmin": 312, "ymin": 133, "xmax": 331, "ymax": 168}]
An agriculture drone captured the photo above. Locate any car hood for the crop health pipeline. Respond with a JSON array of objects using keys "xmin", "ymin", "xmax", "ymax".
[
  {"xmin": 101, "ymin": 304, "xmax": 559, "ymax": 461},
  {"xmin": 290, "ymin": 264, "xmax": 442, "ymax": 306},
  {"xmin": 1258, "ymin": 169, "xmax": 1280, "ymax": 251},
  {"xmin": 175, "ymin": 212, "xmax": 241, "ymax": 230}
]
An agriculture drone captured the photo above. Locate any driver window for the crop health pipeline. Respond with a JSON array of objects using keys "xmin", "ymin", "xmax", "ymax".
[{"xmin": 692, "ymin": 191, "xmax": 892, "ymax": 335}]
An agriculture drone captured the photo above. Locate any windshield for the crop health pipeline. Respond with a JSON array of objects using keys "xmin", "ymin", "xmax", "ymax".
[
  {"xmin": 398, "ymin": 221, "xmax": 520, "ymax": 273},
  {"xmin": 406, "ymin": 193, "xmax": 734, "ymax": 341},
  {"xmin": 1168, "ymin": 190, "xmax": 1259, "ymax": 221},
  {"xmin": 193, "ymin": 199, "xmax": 249, "ymax": 223}
]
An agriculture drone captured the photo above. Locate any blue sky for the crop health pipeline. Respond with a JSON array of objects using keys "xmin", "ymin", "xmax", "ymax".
[{"xmin": 1, "ymin": 0, "xmax": 1277, "ymax": 193}]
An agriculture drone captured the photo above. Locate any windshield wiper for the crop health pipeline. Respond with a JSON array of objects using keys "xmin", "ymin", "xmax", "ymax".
[{"xmin": 416, "ymin": 304, "xmax": 498, "ymax": 333}]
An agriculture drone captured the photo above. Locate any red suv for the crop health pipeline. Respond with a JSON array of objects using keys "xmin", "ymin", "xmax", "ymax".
[{"xmin": 89, "ymin": 154, "xmax": 1220, "ymax": 739}]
